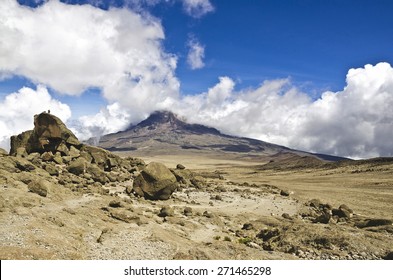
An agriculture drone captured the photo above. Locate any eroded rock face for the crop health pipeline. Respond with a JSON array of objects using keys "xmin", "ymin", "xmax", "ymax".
[
  {"xmin": 5, "ymin": 113, "xmax": 186, "ymax": 205},
  {"xmin": 10, "ymin": 131, "xmax": 33, "ymax": 156},
  {"xmin": 132, "ymin": 162, "xmax": 178, "ymax": 200},
  {"xmin": 31, "ymin": 113, "xmax": 80, "ymax": 150},
  {"xmin": 10, "ymin": 113, "xmax": 80, "ymax": 155}
]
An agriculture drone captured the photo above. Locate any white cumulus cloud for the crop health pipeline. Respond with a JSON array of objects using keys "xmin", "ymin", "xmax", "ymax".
[
  {"xmin": 70, "ymin": 102, "xmax": 132, "ymax": 142},
  {"xmin": 186, "ymin": 37, "xmax": 206, "ymax": 69},
  {"xmin": 181, "ymin": 0, "xmax": 214, "ymax": 18},
  {"xmin": 171, "ymin": 63, "xmax": 393, "ymax": 159},
  {"xmin": 0, "ymin": 85, "xmax": 71, "ymax": 150},
  {"xmin": 0, "ymin": 0, "xmax": 179, "ymax": 99}
]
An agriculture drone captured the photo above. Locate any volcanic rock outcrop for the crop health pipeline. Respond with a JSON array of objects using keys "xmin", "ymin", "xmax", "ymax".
[
  {"xmin": 10, "ymin": 113, "xmax": 80, "ymax": 156},
  {"xmin": 5, "ymin": 112, "xmax": 184, "ymax": 200}
]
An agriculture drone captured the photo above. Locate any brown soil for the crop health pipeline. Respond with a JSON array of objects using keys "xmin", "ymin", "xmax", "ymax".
[{"xmin": 1, "ymin": 151, "xmax": 393, "ymax": 260}]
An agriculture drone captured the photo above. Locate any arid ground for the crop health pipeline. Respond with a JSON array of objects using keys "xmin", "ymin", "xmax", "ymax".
[
  {"xmin": 3, "ymin": 150, "xmax": 392, "ymax": 260},
  {"xmin": 1, "ymin": 113, "xmax": 393, "ymax": 260}
]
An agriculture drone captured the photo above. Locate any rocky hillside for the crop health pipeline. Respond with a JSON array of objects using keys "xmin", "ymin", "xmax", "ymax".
[
  {"xmin": 96, "ymin": 111, "xmax": 346, "ymax": 162},
  {"xmin": 0, "ymin": 113, "xmax": 392, "ymax": 260},
  {"xmin": 4, "ymin": 112, "xmax": 204, "ymax": 201}
]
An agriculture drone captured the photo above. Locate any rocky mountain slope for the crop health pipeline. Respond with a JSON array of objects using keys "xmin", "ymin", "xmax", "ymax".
[
  {"xmin": 1, "ymin": 113, "xmax": 392, "ymax": 260},
  {"xmin": 95, "ymin": 111, "xmax": 346, "ymax": 162}
]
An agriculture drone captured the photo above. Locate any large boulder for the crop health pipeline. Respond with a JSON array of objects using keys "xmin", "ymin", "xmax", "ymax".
[
  {"xmin": 132, "ymin": 162, "xmax": 178, "ymax": 200},
  {"xmin": 10, "ymin": 113, "xmax": 80, "ymax": 155},
  {"xmin": 86, "ymin": 164, "xmax": 108, "ymax": 184},
  {"xmin": 67, "ymin": 158, "xmax": 87, "ymax": 176},
  {"xmin": 31, "ymin": 112, "xmax": 80, "ymax": 148}
]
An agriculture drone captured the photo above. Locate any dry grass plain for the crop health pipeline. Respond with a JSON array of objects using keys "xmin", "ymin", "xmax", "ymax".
[
  {"xmin": 2, "ymin": 149, "xmax": 392, "ymax": 260},
  {"xmin": 135, "ymin": 152, "xmax": 393, "ymax": 221}
]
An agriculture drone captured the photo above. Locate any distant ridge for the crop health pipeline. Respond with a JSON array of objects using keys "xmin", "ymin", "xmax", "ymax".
[{"xmin": 96, "ymin": 110, "xmax": 347, "ymax": 162}]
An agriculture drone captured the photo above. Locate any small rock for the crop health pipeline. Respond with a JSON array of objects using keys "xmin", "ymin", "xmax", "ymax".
[
  {"xmin": 383, "ymin": 251, "xmax": 393, "ymax": 260},
  {"xmin": 63, "ymin": 208, "xmax": 76, "ymax": 215},
  {"xmin": 176, "ymin": 164, "xmax": 186, "ymax": 170},
  {"xmin": 47, "ymin": 216, "xmax": 64, "ymax": 227},
  {"xmin": 62, "ymin": 156, "xmax": 72, "ymax": 164},
  {"xmin": 203, "ymin": 211, "xmax": 214, "ymax": 218},
  {"xmin": 183, "ymin": 207, "xmax": 193, "ymax": 216},
  {"xmin": 45, "ymin": 164, "xmax": 59, "ymax": 176},
  {"xmin": 69, "ymin": 146, "xmax": 81, "ymax": 159},
  {"xmin": 15, "ymin": 160, "xmax": 36, "ymax": 172},
  {"xmin": 324, "ymin": 204, "xmax": 333, "ymax": 210},
  {"xmin": 110, "ymin": 209, "xmax": 141, "ymax": 224},
  {"xmin": 360, "ymin": 252, "xmax": 368, "ymax": 258},
  {"xmin": 309, "ymin": 199, "xmax": 322, "ymax": 209},
  {"xmin": 53, "ymin": 155, "xmax": 63, "ymax": 164},
  {"xmin": 67, "ymin": 158, "xmax": 86, "ymax": 176},
  {"xmin": 83, "ymin": 173, "xmax": 92, "ymax": 180},
  {"xmin": 339, "ymin": 204, "xmax": 353, "ymax": 213},
  {"xmin": 314, "ymin": 212, "xmax": 332, "ymax": 224},
  {"xmin": 332, "ymin": 208, "xmax": 352, "ymax": 219},
  {"xmin": 28, "ymin": 180, "xmax": 50, "ymax": 197},
  {"xmin": 56, "ymin": 142, "xmax": 69, "ymax": 156},
  {"xmin": 257, "ymin": 227, "xmax": 281, "ymax": 241},
  {"xmin": 41, "ymin": 151, "xmax": 54, "ymax": 162},
  {"xmin": 86, "ymin": 164, "xmax": 108, "ymax": 184},
  {"xmin": 282, "ymin": 213, "xmax": 291, "ymax": 219},
  {"xmin": 332, "ymin": 204, "xmax": 354, "ymax": 219},
  {"xmin": 280, "ymin": 189, "xmax": 290, "ymax": 196},
  {"xmin": 242, "ymin": 223, "xmax": 254, "ymax": 230},
  {"xmin": 109, "ymin": 200, "xmax": 123, "ymax": 208},
  {"xmin": 159, "ymin": 206, "xmax": 174, "ymax": 217},
  {"xmin": 26, "ymin": 152, "xmax": 40, "ymax": 162},
  {"xmin": 247, "ymin": 242, "xmax": 261, "ymax": 249},
  {"xmin": 364, "ymin": 219, "xmax": 393, "ymax": 227},
  {"xmin": 296, "ymin": 249, "xmax": 305, "ymax": 258}
]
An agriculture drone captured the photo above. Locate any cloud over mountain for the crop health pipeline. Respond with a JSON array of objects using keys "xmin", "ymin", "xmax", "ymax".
[
  {"xmin": 173, "ymin": 63, "xmax": 393, "ymax": 158},
  {"xmin": 1, "ymin": 1, "xmax": 393, "ymax": 159}
]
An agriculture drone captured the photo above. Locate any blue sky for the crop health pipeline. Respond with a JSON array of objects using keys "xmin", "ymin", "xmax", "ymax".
[
  {"xmin": 9, "ymin": 0, "xmax": 393, "ymax": 94},
  {"xmin": 166, "ymin": 0, "xmax": 393, "ymax": 93},
  {"xmin": 1, "ymin": 0, "xmax": 393, "ymax": 158}
]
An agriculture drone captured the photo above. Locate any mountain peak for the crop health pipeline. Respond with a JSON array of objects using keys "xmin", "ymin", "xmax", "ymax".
[
  {"xmin": 137, "ymin": 110, "xmax": 182, "ymax": 127},
  {"xmin": 97, "ymin": 110, "xmax": 346, "ymax": 161},
  {"xmin": 128, "ymin": 110, "xmax": 220, "ymax": 135}
]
